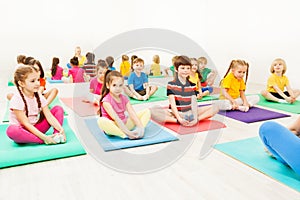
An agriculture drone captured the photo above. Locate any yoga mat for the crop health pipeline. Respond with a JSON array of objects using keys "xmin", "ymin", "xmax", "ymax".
[
  {"xmin": 8, "ymin": 80, "xmax": 14, "ymax": 86},
  {"xmin": 215, "ymin": 137, "xmax": 300, "ymax": 192},
  {"xmin": 129, "ymin": 87, "xmax": 168, "ymax": 105},
  {"xmin": 46, "ymin": 77, "xmax": 64, "ymax": 83},
  {"xmin": 257, "ymin": 94, "xmax": 300, "ymax": 114},
  {"xmin": 218, "ymin": 106, "xmax": 290, "ymax": 123},
  {"xmin": 0, "ymin": 119, "xmax": 86, "ymax": 168},
  {"xmin": 160, "ymin": 119, "xmax": 226, "ymax": 135},
  {"xmin": 148, "ymin": 75, "xmax": 165, "ymax": 78},
  {"xmin": 197, "ymin": 95, "xmax": 219, "ymax": 102},
  {"xmin": 2, "ymin": 97, "xmax": 68, "ymax": 123},
  {"xmin": 60, "ymin": 97, "xmax": 99, "ymax": 117},
  {"xmin": 84, "ymin": 118, "xmax": 178, "ymax": 151}
]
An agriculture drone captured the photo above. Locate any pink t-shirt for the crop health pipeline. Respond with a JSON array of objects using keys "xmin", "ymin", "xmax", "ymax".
[
  {"xmin": 68, "ymin": 66, "xmax": 85, "ymax": 83},
  {"xmin": 101, "ymin": 93, "xmax": 129, "ymax": 123},
  {"xmin": 9, "ymin": 92, "xmax": 47, "ymax": 125},
  {"xmin": 89, "ymin": 77, "xmax": 103, "ymax": 95},
  {"xmin": 51, "ymin": 65, "xmax": 63, "ymax": 80}
]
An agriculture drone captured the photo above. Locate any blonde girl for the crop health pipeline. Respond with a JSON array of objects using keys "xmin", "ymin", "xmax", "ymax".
[
  {"xmin": 6, "ymin": 65, "xmax": 65, "ymax": 144},
  {"xmin": 98, "ymin": 70, "xmax": 151, "ymax": 139},
  {"xmin": 189, "ymin": 58, "xmax": 210, "ymax": 99},
  {"xmin": 261, "ymin": 58, "xmax": 300, "ymax": 103},
  {"xmin": 150, "ymin": 55, "xmax": 161, "ymax": 76},
  {"xmin": 119, "ymin": 54, "xmax": 131, "ymax": 77},
  {"xmin": 216, "ymin": 60, "xmax": 259, "ymax": 112}
]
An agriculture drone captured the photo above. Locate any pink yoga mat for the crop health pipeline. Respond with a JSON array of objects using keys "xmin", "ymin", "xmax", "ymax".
[
  {"xmin": 155, "ymin": 119, "xmax": 226, "ymax": 135},
  {"xmin": 60, "ymin": 97, "xmax": 99, "ymax": 117}
]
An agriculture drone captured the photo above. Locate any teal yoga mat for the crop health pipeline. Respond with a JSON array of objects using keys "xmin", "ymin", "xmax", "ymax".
[
  {"xmin": 257, "ymin": 94, "xmax": 300, "ymax": 114},
  {"xmin": 0, "ymin": 119, "xmax": 86, "ymax": 168},
  {"xmin": 197, "ymin": 95, "xmax": 219, "ymax": 102},
  {"xmin": 129, "ymin": 87, "xmax": 168, "ymax": 105},
  {"xmin": 214, "ymin": 137, "xmax": 300, "ymax": 192},
  {"xmin": 2, "ymin": 97, "xmax": 68, "ymax": 123},
  {"xmin": 84, "ymin": 118, "xmax": 178, "ymax": 151}
]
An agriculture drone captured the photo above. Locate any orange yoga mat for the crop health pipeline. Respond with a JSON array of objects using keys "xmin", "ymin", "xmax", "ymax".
[
  {"xmin": 155, "ymin": 119, "xmax": 226, "ymax": 135},
  {"xmin": 60, "ymin": 97, "xmax": 99, "ymax": 117}
]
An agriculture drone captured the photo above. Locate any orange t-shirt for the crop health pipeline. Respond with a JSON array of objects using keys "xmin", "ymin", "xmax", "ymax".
[{"xmin": 40, "ymin": 78, "xmax": 46, "ymax": 90}]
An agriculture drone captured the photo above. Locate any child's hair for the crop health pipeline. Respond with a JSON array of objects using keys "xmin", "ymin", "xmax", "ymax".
[
  {"xmin": 131, "ymin": 55, "xmax": 138, "ymax": 66},
  {"xmin": 198, "ymin": 57, "xmax": 207, "ymax": 65},
  {"xmin": 171, "ymin": 56, "xmax": 178, "ymax": 65},
  {"xmin": 221, "ymin": 59, "xmax": 249, "ymax": 85},
  {"xmin": 190, "ymin": 57, "xmax": 202, "ymax": 80},
  {"xmin": 122, "ymin": 55, "xmax": 129, "ymax": 61},
  {"xmin": 26, "ymin": 58, "xmax": 45, "ymax": 78},
  {"xmin": 105, "ymin": 56, "xmax": 114, "ymax": 67},
  {"xmin": 70, "ymin": 56, "xmax": 79, "ymax": 66},
  {"xmin": 99, "ymin": 70, "xmax": 123, "ymax": 116},
  {"xmin": 131, "ymin": 58, "xmax": 144, "ymax": 71},
  {"xmin": 97, "ymin": 59, "xmax": 107, "ymax": 68},
  {"xmin": 14, "ymin": 65, "xmax": 43, "ymax": 118},
  {"xmin": 270, "ymin": 58, "xmax": 287, "ymax": 74},
  {"xmin": 174, "ymin": 55, "xmax": 191, "ymax": 70},
  {"xmin": 17, "ymin": 55, "xmax": 26, "ymax": 64},
  {"xmin": 86, "ymin": 52, "xmax": 95, "ymax": 64},
  {"xmin": 153, "ymin": 55, "xmax": 160, "ymax": 64},
  {"xmin": 51, "ymin": 57, "xmax": 60, "ymax": 77}
]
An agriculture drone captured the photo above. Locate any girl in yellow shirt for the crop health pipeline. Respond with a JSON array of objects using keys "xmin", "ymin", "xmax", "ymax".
[
  {"xmin": 216, "ymin": 60, "xmax": 259, "ymax": 112},
  {"xmin": 261, "ymin": 58, "xmax": 300, "ymax": 103}
]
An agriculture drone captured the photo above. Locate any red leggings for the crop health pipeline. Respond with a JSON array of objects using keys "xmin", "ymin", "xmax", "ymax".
[{"xmin": 6, "ymin": 106, "xmax": 64, "ymax": 144}]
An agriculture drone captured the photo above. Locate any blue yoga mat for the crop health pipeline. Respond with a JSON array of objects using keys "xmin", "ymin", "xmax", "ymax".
[
  {"xmin": 214, "ymin": 137, "xmax": 300, "ymax": 192},
  {"xmin": 84, "ymin": 118, "xmax": 178, "ymax": 151},
  {"xmin": 0, "ymin": 119, "xmax": 86, "ymax": 168},
  {"xmin": 46, "ymin": 77, "xmax": 64, "ymax": 83}
]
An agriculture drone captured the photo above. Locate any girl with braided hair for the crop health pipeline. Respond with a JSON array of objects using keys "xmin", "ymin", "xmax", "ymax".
[
  {"xmin": 6, "ymin": 65, "xmax": 65, "ymax": 144},
  {"xmin": 215, "ymin": 59, "xmax": 259, "ymax": 112}
]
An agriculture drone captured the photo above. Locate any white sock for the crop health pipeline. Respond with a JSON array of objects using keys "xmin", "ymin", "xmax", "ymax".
[
  {"xmin": 238, "ymin": 106, "xmax": 247, "ymax": 112},
  {"xmin": 278, "ymin": 99, "xmax": 288, "ymax": 104}
]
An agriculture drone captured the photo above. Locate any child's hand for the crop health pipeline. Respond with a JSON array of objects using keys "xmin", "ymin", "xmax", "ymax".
[
  {"xmin": 231, "ymin": 101, "xmax": 239, "ymax": 110},
  {"xmin": 44, "ymin": 135, "xmax": 57, "ymax": 145},
  {"xmin": 127, "ymin": 130, "xmax": 141, "ymax": 140},
  {"xmin": 186, "ymin": 119, "xmax": 198, "ymax": 127},
  {"xmin": 197, "ymin": 93, "xmax": 203, "ymax": 99},
  {"xmin": 178, "ymin": 117, "xmax": 189, "ymax": 126},
  {"xmin": 59, "ymin": 129, "xmax": 66, "ymax": 143}
]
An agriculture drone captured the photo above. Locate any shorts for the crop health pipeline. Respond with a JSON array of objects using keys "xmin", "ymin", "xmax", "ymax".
[{"xmin": 270, "ymin": 91, "xmax": 290, "ymax": 99}]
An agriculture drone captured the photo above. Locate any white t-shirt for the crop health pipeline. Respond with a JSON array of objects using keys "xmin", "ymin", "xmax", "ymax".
[{"xmin": 9, "ymin": 92, "xmax": 47, "ymax": 125}]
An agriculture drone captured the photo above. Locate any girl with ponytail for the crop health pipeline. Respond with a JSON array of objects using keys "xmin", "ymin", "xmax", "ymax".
[{"xmin": 6, "ymin": 65, "xmax": 65, "ymax": 144}]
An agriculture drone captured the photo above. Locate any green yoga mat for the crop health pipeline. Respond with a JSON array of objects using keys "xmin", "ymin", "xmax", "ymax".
[
  {"xmin": 257, "ymin": 94, "xmax": 300, "ymax": 114},
  {"xmin": 129, "ymin": 87, "xmax": 168, "ymax": 105},
  {"xmin": 215, "ymin": 137, "xmax": 300, "ymax": 192},
  {"xmin": 0, "ymin": 119, "xmax": 86, "ymax": 168},
  {"xmin": 148, "ymin": 75, "xmax": 165, "ymax": 78},
  {"xmin": 197, "ymin": 95, "xmax": 219, "ymax": 102},
  {"xmin": 8, "ymin": 81, "xmax": 14, "ymax": 86},
  {"xmin": 2, "ymin": 97, "xmax": 68, "ymax": 123}
]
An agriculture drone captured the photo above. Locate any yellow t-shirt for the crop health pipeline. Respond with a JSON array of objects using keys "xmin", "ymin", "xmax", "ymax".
[
  {"xmin": 220, "ymin": 72, "xmax": 246, "ymax": 99},
  {"xmin": 189, "ymin": 73, "xmax": 200, "ymax": 90},
  {"xmin": 78, "ymin": 56, "xmax": 87, "ymax": 67},
  {"xmin": 150, "ymin": 63, "xmax": 161, "ymax": 76},
  {"xmin": 267, "ymin": 74, "xmax": 289, "ymax": 93},
  {"xmin": 120, "ymin": 61, "xmax": 131, "ymax": 76}
]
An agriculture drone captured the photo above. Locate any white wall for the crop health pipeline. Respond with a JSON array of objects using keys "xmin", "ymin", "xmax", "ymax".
[{"xmin": 1, "ymin": 0, "xmax": 300, "ymax": 87}]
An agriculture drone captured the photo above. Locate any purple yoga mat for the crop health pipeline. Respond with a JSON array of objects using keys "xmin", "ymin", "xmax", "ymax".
[{"xmin": 218, "ymin": 106, "xmax": 290, "ymax": 123}]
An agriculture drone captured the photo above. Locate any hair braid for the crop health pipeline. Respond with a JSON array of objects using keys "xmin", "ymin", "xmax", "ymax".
[
  {"xmin": 34, "ymin": 92, "xmax": 45, "ymax": 124},
  {"xmin": 16, "ymin": 84, "xmax": 28, "ymax": 117}
]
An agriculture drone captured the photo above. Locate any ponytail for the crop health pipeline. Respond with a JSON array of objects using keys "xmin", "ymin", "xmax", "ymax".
[{"xmin": 98, "ymin": 70, "xmax": 112, "ymax": 116}]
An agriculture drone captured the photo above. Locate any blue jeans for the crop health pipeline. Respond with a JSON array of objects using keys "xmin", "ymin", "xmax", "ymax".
[{"xmin": 259, "ymin": 121, "xmax": 300, "ymax": 175}]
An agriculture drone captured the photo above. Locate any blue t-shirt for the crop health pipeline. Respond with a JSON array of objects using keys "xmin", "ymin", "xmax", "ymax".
[{"xmin": 127, "ymin": 72, "xmax": 148, "ymax": 91}]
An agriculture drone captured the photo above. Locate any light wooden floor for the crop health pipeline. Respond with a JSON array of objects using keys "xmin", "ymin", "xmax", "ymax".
[{"xmin": 0, "ymin": 72, "xmax": 299, "ymax": 200}]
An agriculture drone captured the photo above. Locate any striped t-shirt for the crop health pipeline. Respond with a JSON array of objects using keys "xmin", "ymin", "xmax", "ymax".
[{"xmin": 167, "ymin": 78, "xmax": 197, "ymax": 112}]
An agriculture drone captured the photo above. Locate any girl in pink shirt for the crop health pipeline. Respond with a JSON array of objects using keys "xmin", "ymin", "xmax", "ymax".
[
  {"xmin": 68, "ymin": 56, "xmax": 86, "ymax": 83},
  {"xmin": 98, "ymin": 70, "xmax": 150, "ymax": 139},
  {"xmin": 6, "ymin": 65, "xmax": 65, "ymax": 144},
  {"xmin": 51, "ymin": 57, "xmax": 63, "ymax": 80}
]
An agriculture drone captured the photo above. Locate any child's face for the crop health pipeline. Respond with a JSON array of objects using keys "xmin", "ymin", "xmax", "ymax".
[
  {"xmin": 21, "ymin": 71, "xmax": 40, "ymax": 93},
  {"xmin": 199, "ymin": 62, "xmax": 206, "ymax": 70},
  {"xmin": 191, "ymin": 60, "xmax": 198, "ymax": 72},
  {"xmin": 97, "ymin": 67, "xmax": 106, "ymax": 81},
  {"xmin": 273, "ymin": 62, "xmax": 284, "ymax": 74},
  {"xmin": 176, "ymin": 65, "xmax": 191, "ymax": 79},
  {"xmin": 133, "ymin": 62, "xmax": 144, "ymax": 72},
  {"xmin": 232, "ymin": 64, "xmax": 247, "ymax": 80},
  {"xmin": 108, "ymin": 77, "xmax": 124, "ymax": 97}
]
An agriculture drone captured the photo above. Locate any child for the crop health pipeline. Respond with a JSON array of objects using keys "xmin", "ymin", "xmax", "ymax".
[
  {"xmin": 85, "ymin": 52, "xmax": 95, "ymax": 65},
  {"xmin": 216, "ymin": 60, "xmax": 259, "ymax": 112},
  {"xmin": 150, "ymin": 55, "xmax": 161, "ymax": 76},
  {"xmin": 6, "ymin": 65, "xmax": 65, "ymax": 144},
  {"xmin": 68, "ymin": 56, "xmax": 86, "ymax": 83},
  {"xmin": 51, "ymin": 57, "xmax": 63, "ymax": 80},
  {"xmin": 14, "ymin": 54, "xmax": 26, "ymax": 70},
  {"xmin": 164, "ymin": 56, "xmax": 177, "ymax": 77},
  {"xmin": 198, "ymin": 57, "xmax": 217, "ymax": 87},
  {"xmin": 119, "ymin": 55, "xmax": 131, "ymax": 77},
  {"xmin": 84, "ymin": 60, "xmax": 108, "ymax": 105},
  {"xmin": 98, "ymin": 70, "xmax": 151, "ymax": 139},
  {"xmin": 151, "ymin": 55, "xmax": 219, "ymax": 126},
  {"xmin": 259, "ymin": 116, "xmax": 300, "ymax": 175},
  {"xmin": 189, "ymin": 58, "xmax": 211, "ymax": 99},
  {"xmin": 124, "ymin": 58, "xmax": 158, "ymax": 101},
  {"xmin": 130, "ymin": 55, "xmax": 138, "ymax": 67},
  {"xmin": 75, "ymin": 46, "xmax": 86, "ymax": 67},
  {"xmin": 105, "ymin": 56, "xmax": 116, "ymax": 71},
  {"xmin": 261, "ymin": 58, "xmax": 300, "ymax": 103}
]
